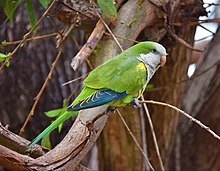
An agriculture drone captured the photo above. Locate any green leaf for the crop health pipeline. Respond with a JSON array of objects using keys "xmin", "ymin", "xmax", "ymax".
[
  {"xmin": 0, "ymin": 0, "xmax": 21, "ymax": 22},
  {"xmin": 0, "ymin": 53, "xmax": 8, "ymax": 62},
  {"xmin": 97, "ymin": 0, "xmax": 117, "ymax": 21},
  {"xmin": 1, "ymin": 40, "xmax": 7, "ymax": 46},
  {"xmin": 0, "ymin": 53, "xmax": 10, "ymax": 62},
  {"xmin": 62, "ymin": 99, "xmax": 67, "ymax": 108},
  {"xmin": 58, "ymin": 122, "xmax": 63, "ymax": 133},
  {"xmin": 45, "ymin": 108, "xmax": 63, "ymax": 118},
  {"xmin": 6, "ymin": 60, "xmax": 10, "ymax": 67},
  {"xmin": 41, "ymin": 134, "xmax": 52, "ymax": 149},
  {"xmin": 26, "ymin": 0, "xmax": 37, "ymax": 28},
  {"xmin": 39, "ymin": 0, "xmax": 51, "ymax": 9}
]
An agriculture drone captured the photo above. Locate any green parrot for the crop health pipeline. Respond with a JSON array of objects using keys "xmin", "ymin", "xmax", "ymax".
[{"xmin": 28, "ymin": 41, "xmax": 167, "ymax": 148}]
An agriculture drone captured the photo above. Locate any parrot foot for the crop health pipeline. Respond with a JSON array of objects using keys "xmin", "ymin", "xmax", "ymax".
[
  {"xmin": 106, "ymin": 106, "xmax": 117, "ymax": 115},
  {"xmin": 130, "ymin": 98, "xmax": 141, "ymax": 108}
]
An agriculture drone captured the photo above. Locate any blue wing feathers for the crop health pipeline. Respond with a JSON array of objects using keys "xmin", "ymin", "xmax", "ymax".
[{"xmin": 68, "ymin": 89, "xmax": 126, "ymax": 111}]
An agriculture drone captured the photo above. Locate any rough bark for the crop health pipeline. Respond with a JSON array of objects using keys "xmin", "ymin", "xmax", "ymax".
[
  {"xmin": 177, "ymin": 26, "xmax": 220, "ymax": 170},
  {"xmin": 0, "ymin": 106, "xmax": 108, "ymax": 170}
]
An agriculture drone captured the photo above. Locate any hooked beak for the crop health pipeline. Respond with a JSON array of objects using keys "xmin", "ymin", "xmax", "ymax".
[{"xmin": 160, "ymin": 55, "xmax": 167, "ymax": 67}]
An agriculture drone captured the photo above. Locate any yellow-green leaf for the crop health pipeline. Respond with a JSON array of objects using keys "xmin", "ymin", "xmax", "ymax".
[
  {"xmin": 41, "ymin": 134, "xmax": 52, "ymax": 149},
  {"xmin": 39, "ymin": 0, "xmax": 51, "ymax": 9},
  {"xmin": 26, "ymin": 0, "xmax": 37, "ymax": 28},
  {"xmin": 97, "ymin": 0, "xmax": 117, "ymax": 21},
  {"xmin": 0, "ymin": 0, "xmax": 21, "ymax": 22},
  {"xmin": 58, "ymin": 122, "xmax": 63, "ymax": 133},
  {"xmin": 45, "ymin": 108, "xmax": 63, "ymax": 118},
  {"xmin": 0, "ymin": 53, "xmax": 8, "ymax": 62}
]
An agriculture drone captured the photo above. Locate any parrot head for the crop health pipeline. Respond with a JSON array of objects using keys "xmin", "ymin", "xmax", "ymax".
[
  {"xmin": 152, "ymin": 42, "xmax": 167, "ymax": 67},
  {"xmin": 135, "ymin": 41, "xmax": 167, "ymax": 81},
  {"xmin": 136, "ymin": 41, "xmax": 167, "ymax": 69}
]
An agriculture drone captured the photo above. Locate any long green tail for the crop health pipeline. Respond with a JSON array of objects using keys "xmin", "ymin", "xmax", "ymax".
[{"xmin": 28, "ymin": 111, "xmax": 77, "ymax": 148}]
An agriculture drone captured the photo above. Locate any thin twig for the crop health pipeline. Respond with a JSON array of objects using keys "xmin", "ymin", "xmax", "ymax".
[
  {"xmin": 146, "ymin": 60, "xmax": 220, "ymax": 92},
  {"xmin": 141, "ymin": 96, "xmax": 165, "ymax": 171},
  {"xmin": 140, "ymin": 100, "xmax": 220, "ymax": 141},
  {"xmin": 139, "ymin": 109, "xmax": 150, "ymax": 171},
  {"xmin": 0, "ymin": 0, "xmax": 56, "ymax": 71},
  {"xmin": 97, "ymin": 13, "xmax": 124, "ymax": 51},
  {"xmin": 116, "ymin": 109, "xmax": 155, "ymax": 171},
  {"xmin": 62, "ymin": 73, "xmax": 88, "ymax": 86},
  {"xmin": 66, "ymin": 81, "xmax": 83, "ymax": 103},
  {"xmin": 19, "ymin": 49, "xmax": 64, "ymax": 135},
  {"xmin": 167, "ymin": 28, "xmax": 203, "ymax": 52},
  {"xmin": 195, "ymin": 35, "xmax": 213, "ymax": 42},
  {"xmin": 0, "ymin": 33, "xmax": 57, "ymax": 48},
  {"xmin": 85, "ymin": 58, "xmax": 94, "ymax": 70},
  {"xmin": 20, "ymin": 19, "xmax": 77, "ymax": 134},
  {"xmin": 104, "ymin": 32, "xmax": 139, "ymax": 44},
  {"xmin": 189, "ymin": 18, "xmax": 220, "ymax": 26},
  {"xmin": 198, "ymin": 24, "xmax": 219, "ymax": 39}
]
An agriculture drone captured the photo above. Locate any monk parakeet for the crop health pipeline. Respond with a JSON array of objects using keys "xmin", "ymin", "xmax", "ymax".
[{"xmin": 28, "ymin": 41, "xmax": 167, "ymax": 148}]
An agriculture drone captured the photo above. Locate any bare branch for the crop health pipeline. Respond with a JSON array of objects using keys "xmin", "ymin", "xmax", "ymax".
[
  {"xmin": 189, "ymin": 18, "xmax": 220, "ymax": 26},
  {"xmin": 0, "ymin": 106, "xmax": 108, "ymax": 170},
  {"xmin": 62, "ymin": 73, "xmax": 88, "ymax": 86},
  {"xmin": 141, "ymin": 96, "xmax": 165, "ymax": 171},
  {"xmin": 20, "ymin": 49, "xmax": 64, "ymax": 134},
  {"xmin": 70, "ymin": 20, "xmax": 106, "ymax": 70},
  {"xmin": 0, "ymin": 0, "xmax": 57, "ymax": 71},
  {"xmin": 97, "ymin": 13, "xmax": 124, "ymax": 51},
  {"xmin": 104, "ymin": 32, "xmax": 139, "ymax": 43},
  {"xmin": 166, "ymin": 27, "xmax": 203, "ymax": 52},
  {"xmin": 0, "ymin": 123, "xmax": 45, "ymax": 158},
  {"xmin": 116, "ymin": 109, "xmax": 155, "ymax": 171},
  {"xmin": 140, "ymin": 100, "xmax": 220, "ymax": 141},
  {"xmin": 0, "ymin": 33, "xmax": 57, "ymax": 48},
  {"xmin": 146, "ymin": 60, "xmax": 220, "ymax": 92}
]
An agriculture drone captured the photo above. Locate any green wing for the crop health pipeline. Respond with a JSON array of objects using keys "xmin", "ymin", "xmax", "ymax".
[{"xmin": 84, "ymin": 54, "xmax": 147, "ymax": 95}]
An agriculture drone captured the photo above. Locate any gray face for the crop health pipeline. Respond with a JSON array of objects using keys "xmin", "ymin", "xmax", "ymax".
[
  {"xmin": 137, "ymin": 42, "xmax": 167, "ymax": 82},
  {"xmin": 154, "ymin": 42, "xmax": 167, "ymax": 56}
]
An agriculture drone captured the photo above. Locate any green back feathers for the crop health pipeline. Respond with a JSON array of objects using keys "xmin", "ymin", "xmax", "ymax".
[{"xmin": 83, "ymin": 42, "xmax": 154, "ymax": 94}]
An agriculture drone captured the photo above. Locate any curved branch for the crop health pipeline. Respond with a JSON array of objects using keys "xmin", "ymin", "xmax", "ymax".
[{"xmin": 0, "ymin": 106, "xmax": 108, "ymax": 170}]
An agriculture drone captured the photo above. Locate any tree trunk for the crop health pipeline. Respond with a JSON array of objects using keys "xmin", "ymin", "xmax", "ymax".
[
  {"xmin": 176, "ymin": 26, "xmax": 220, "ymax": 170},
  {"xmin": 93, "ymin": 0, "xmax": 206, "ymax": 170}
]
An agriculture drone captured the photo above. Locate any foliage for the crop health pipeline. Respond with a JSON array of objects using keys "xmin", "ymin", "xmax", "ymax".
[
  {"xmin": 39, "ymin": 0, "xmax": 51, "ymax": 9},
  {"xmin": 0, "ymin": 0, "xmax": 21, "ymax": 22},
  {"xmin": 26, "ymin": 0, "xmax": 37, "ymax": 28},
  {"xmin": 41, "ymin": 99, "xmax": 69, "ymax": 148},
  {"xmin": 44, "ymin": 99, "xmax": 67, "ymax": 133},
  {"xmin": 0, "ymin": 0, "xmax": 51, "ymax": 27},
  {"xmin": 41, "ymin": 134, "xmax": 52, "ymax": 149},
  {"xmin": 0, "ymin": 53, "xmax": 10, "ymax": 67},
  {"xmin": 97, "ymin": 0, "xmax": 117, "ymax": 21}
]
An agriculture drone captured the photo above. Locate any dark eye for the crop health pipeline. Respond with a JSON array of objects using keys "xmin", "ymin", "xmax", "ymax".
[{"xmin": 152, "ymin": 49, "xmax": 157, "ymax": 53}]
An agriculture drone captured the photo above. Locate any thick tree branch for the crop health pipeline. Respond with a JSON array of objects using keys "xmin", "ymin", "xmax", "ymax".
[
  {"xmin": 0, "ymin": 123, "xmax": 45, "ymax": 158},
  {"xmin": 0, "ymin": 106, "xmax": 108, "ymax": 170},
  {"xmin": 71, "ymin": 20, "xmax": 106, "ymax": 70}
]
